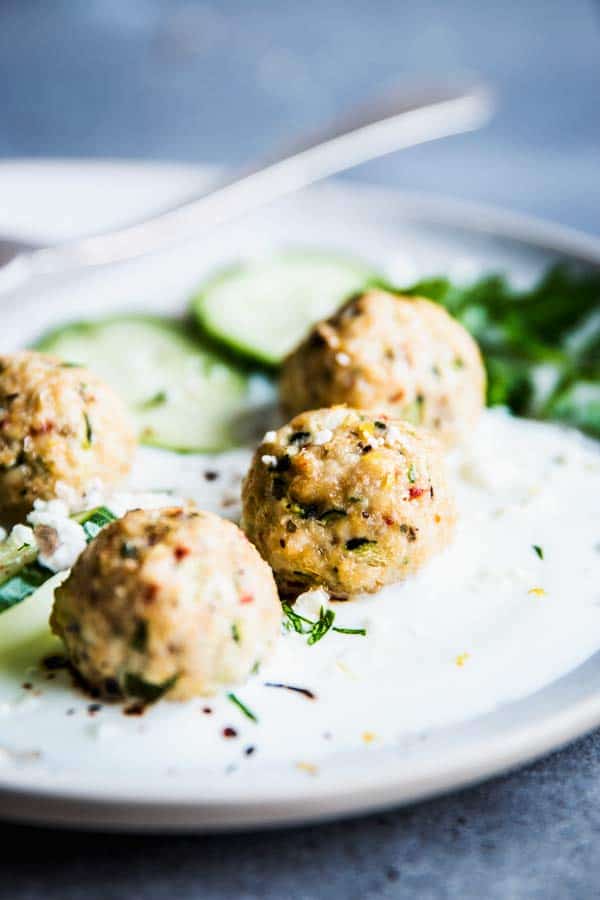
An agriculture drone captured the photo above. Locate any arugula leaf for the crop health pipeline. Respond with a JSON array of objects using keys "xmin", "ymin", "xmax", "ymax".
[{"xmin": 405, "ymin": 263, "xmax": 600, "ymax": 437}]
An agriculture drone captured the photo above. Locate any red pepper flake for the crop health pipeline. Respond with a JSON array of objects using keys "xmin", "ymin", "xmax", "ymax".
[
  {"xmin": 223, "ymin": 726, "xmax": 238, "ymax": 738},
  {"xmin": 202, "ymin": 706, "xmax": 212, "ymax": 715},
  {"xmin": 143, "ymin": 584, "xmax": 158, "ymax": 605},
  {"xmin": 409, "ymin": 486, "xmax": 425, "ymax": 500},
  {"xmin": 240, "ymin": 593, "xmax": 254, "ymax": 604},
  {"xmin": 174, "ymin": 545, "xmax": 191, "ymax": 561},
  {"xmin": 30, "ymin": 421, "xmax": 54, "ymax": 436},
  {"xmin": 384, "ymin": 516, "xmax": 394, "ymax": 526}
]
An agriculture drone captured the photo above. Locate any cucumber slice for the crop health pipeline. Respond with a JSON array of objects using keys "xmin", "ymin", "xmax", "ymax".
[
  {"xmin": 191, "ymin": 251, "xmax": 377, "ymax": 366},
  {"xmin": 37, "ymin": 317, "xmax": 274, "ymax": 453}
]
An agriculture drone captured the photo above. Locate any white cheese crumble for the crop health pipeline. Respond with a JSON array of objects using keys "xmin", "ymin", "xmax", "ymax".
[
  {"xmin": 335, "ymin": 351, "xmax": 351, "ymax": 366},
  {"xmin": 107, "ymin": 491, "xmax": 185, "ymax": 518},
  {"xmin": 263, "ymin": 431, "xmax": 277, "ymax": 444},
  {"xmin": 322, "ymin": 408, "xmax": 348, "ymax": 430},
  {"xmin": 261, "ymin": 454, "xmax": 278, "ymax": 468},
  {"xmin": 313, "ymin": 429, "xmax": 333, "ymax": 446},
  {"xmin": 9, "ymin": 523, "xmax": 36, "ymax": 549},
  {"xmin": 294, "ymin": 587, "xmax": 330, "ymax": 619},
  {"xmin": 27, "ymin": 499, "xmax": 87, "ymax": 572}
]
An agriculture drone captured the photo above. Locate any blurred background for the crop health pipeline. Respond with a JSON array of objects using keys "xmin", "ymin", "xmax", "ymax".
[{"xmin": 0, "ymin": 0, "xmax": 599, "ymax": 233}]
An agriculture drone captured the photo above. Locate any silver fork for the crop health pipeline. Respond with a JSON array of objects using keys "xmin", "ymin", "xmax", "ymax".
[{"xmin": 0, "ymin": 79, "xmax": 492, "ymax": 292}]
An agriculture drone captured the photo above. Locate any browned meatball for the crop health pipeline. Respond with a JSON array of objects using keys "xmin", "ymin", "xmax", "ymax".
[
  {"xmin": 51, "ymin": 507, "xmax": 281, "ymax": 700},
  {"xmin": 0, "ymin": 351, "xmax": 136, "ymax": 525},
  {"xmin": 280, "ymin": 290, "xmax": 485, "ymax": 447},
  {"xmin": 242, "ymin": 408, "xmax": 456, "ymax": 598}
]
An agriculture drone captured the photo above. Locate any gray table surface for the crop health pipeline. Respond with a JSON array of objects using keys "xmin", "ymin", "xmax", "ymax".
[{"xmin": 1, "ymin": 1, "xmax": 600, "ymax": 897}]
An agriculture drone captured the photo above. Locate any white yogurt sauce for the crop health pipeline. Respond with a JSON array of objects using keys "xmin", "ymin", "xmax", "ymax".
[{"xmin": 1, "ymin": 408, "xmax": 600, "ymax": 781}]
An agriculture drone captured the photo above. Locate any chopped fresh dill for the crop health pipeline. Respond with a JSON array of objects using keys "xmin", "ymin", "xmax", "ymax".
[
  {"xmin": 282, "ymin": 603, "xmax": 367, "ymax": 645},
  {"xmin": 533, "ymin": 544, "xmax": 544, "ymax": 560},
  {"xmin": 227, "ymin": 692, "xmax": 258, "ymax": 723}
]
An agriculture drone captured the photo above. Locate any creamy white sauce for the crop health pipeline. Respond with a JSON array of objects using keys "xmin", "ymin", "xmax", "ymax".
[{"xmin": 1, "ymin": 409, "xmax": 600, "ymax": 782}]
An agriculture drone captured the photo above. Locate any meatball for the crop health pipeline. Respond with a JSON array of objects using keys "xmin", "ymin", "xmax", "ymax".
[
  {"xmin": 0, "ymin": 351, "xmax": 136, "ymax": 526},
  {"xmin": 242, "ymin": 408, "xmax": 456, "ymax": 598},
  {"xmin": 51, "ymin": 507, "xmax": 281, "ymax": 700},
  {"xmin": 280, "ymin": 290, "xmax": 485, "ymax": 447}
]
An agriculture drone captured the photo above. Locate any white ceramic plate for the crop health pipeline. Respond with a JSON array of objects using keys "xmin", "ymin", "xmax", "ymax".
[{"xmin": 1, "ymin": 160, "xmax": 600, "ymax": 832}]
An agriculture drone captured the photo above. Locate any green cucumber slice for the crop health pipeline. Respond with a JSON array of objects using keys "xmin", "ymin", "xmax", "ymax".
[
  {"xmin": 37, "ymin": 316, "xmax": 274, "ymax": 453},
  {"xmin": 191, "ymin": 251, "xmax": 377, "ymax": 366}
]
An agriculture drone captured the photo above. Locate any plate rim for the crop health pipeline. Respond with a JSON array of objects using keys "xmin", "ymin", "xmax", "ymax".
[{"xmin": 1, "ymin": 158, "xmax": 600, "ymax": 831}]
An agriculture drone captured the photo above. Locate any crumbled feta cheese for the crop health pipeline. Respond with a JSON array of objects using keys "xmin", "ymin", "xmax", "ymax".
[
  {"xmin": 386, "ymin": 425, "xmax": 401, "ymax": 443},
  {"xmin": 294, "ymin": 587, "xmax": 330, "ymax": 619},
  {"xmin": 313, "ymin": 429, "xmax": 333, "ymax": 446},
  {"xmin": 263, "ymin": 431, "xmax": 277, "ymax": 444},
  {"xmin": 9, "ymin": 524, "xmax": 36, "ymax": 549},
  {"xmin": 322, "ymin": 407, "xmax": 348, "ymax": 430},
  {"xmin": 261, "ymin": 454, "xmax": 278, "ymax": 468},
  {"xmin": 27, "ymin": 502, "xmax": 86, "ymax": 572},
  {"xmin": 335, "ymin": 351, "xmax": 351, "ymax": 367}
]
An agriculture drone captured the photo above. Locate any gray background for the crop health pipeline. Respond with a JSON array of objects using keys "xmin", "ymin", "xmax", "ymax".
[{"xmin": 1, "ymin": 1, "xmax": 600, "ymax": 897}]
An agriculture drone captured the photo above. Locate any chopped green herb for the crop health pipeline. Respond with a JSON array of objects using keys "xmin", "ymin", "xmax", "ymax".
[
  {"xmin": 130, "ymin": 620, "xmax": 148, "ymax": 652},
  {"xmin": 83, "ymin": 412, "xmax": 93, "ymax": 447},
  {"xmin": 75, "ymin": 506, "xmax": 117, "ymax": 543},
  {"xmin": 0, "ymin": 561, "xmax": 51, "ymax": 613},
  {"xmin": 533, "ymin": 544, "xmax": 544, "ymax": 560},
  {"xmin": 139, "ymin": 390, "xmax": 168, "ymax": 410},
  {"xmin": 345, "ymin": 537, "xmax": 377, "ymax": 552},
  {"xmin": 332, "ymin": 626, "xmax": 367, "ymax": 637},
  {"xmin": 60, "ymin": 361, "xmax": 80, "ymax": 368},
  {"xmin": 227, "ymin": 692, "xmax": 258, "ymax": 723},
  {"xmin": 374, "ymin": 421, "xmax": 387, "ymax": 430},
  {"xmin": 407, "ymin": 465, "xmax": 417, "ymax": 484},
  {"xmin": 282, "ymin": 603, "xmax": 367, "ymax": 645},
  {"xmin": 124, "ymin": 672, "xmax": 178, "ymax": 703},
  {"xmin": 231, "ymin": 622, "xmax": 241, "ymax": 644},
  {"xmin": 120, "ymin": 541, "xmax": 138, "ymax": 559},
  {"xmin": 318, "ymin": 508, "xmax": 347, "ymax": 524},
  {"xmin": 307, "ymin": 607, "xmax": 335, "ymax": 645},
  {"xmin": 289, "ymin": 430, "xmax": 311, "ymax": 444}
]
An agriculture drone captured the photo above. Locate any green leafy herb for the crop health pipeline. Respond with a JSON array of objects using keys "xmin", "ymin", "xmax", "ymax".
[
  {"xmin": 227, "ymin": 692, "xmax": 258, "ymax": 723},
  {"xmin": 83, "ymin": 412, "xmax": 93, "ymax": 447},
  {"xmin": 345, "ymin": 537, "xmax": 377, "ymax": 552},
  {"xmin": 124, "ymin": 672, "xmax": 178, "ymax": 703},
  {"xmin": 139, "ymin": 390, "xmax": 168, "ymax": 410},
  {"xmin": 401, "ymin": 264, "xmax": 600, "ymax": 438},
  {"xmin": 407, "ymin": 465, "xmax": 417, "ymax": 484},
  {"xmin": 120, "ymin": 541, "xmax": 138, "ymax": 559},
  {"xmin": 318, "ymin": 508, "xmax": 347, "ymax": 524},
  {"xmin": 533, "ymin": 544, "xmax": 544, "ymax": 560},
  {"xmin": 75, "ymin": 506, "xmax": 117, "ymax": 543},
  {"xmin": 332, "ymin": 625, "xmax": 367, "ymax": 636},
  {"xmin": 307, "ymin": 607, "xmax": 335, "ymax": 645},
  {"xmin": 231, "ymin": 622, "xmax": 241, "ymax": 644},
  {"xmin": 282, "ymin": 602, "xmax": 367, "ymax": 645},
  {"xmin": 0, "ymin": 561, "xmax": 51, "ymax": 613},
  {"xmin": 130, "ymin": 619, "xmax": 148, "ymax": 652}
]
